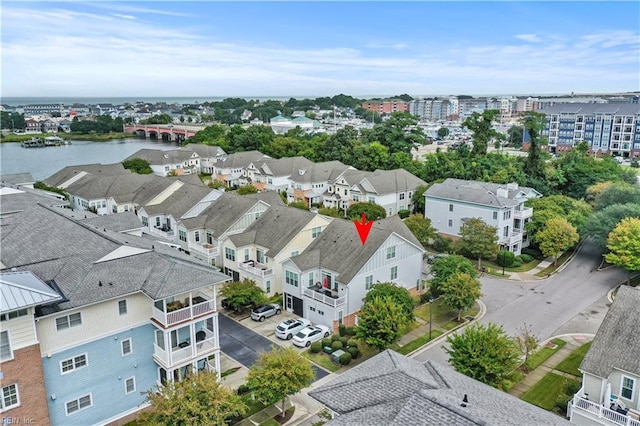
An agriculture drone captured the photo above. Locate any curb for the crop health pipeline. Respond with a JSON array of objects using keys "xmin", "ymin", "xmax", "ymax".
[
  {"xmin": 407, "ymin": 299, "xmax": 487, "ymax": 358},
  {"xmin": 606, "ymin": 273, "xmax": 639, "ymax": 303}
]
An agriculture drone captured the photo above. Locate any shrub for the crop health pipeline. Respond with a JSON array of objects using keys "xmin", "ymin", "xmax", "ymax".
[
  {"xmin": 420, "ymin": 292, "xmax": 433, "ymax": 304},
  {"xmin": 519, "ymin": 253, "xmax": 534, "ymax": 263},
  {"xmin": 347, "ymin": 339, "xmax": 358, "ymax": 349},
  {"xmin": 310, "ymin": 341, "xmax": 322, "ymax": 353},
  {"xmin": 338, "ymin": 352, "xmax": 352, "ymax": 365},
  {"xmin": 331, "ymin": 341, "xmax": 343, "ymax": 351},
  {"xmin": 338, "ymin": 325, "xmax": 346, "ymax": 337},
  {"xmin": 321, "ymin": 338, "xmax": 332, "ymax": 348},
  {"xmin": 497, "ymin": 251, "xmax": 516, "ymax": 267},
  {"xmin": 343, "ymin": 326, "xmax": 357, "ymax": 336},
  {"xmin": 398, "ymin": 209, "xmax": 410, "ymax": 219},
  {"xmin": 511, "ymin": 257, "xmax": 523, "ymax": 267},
  {"xmin": 522, "ymin": 247, "xmax": 543, "ymax": 259},
  {"xmin": 339, "ymin": 337, "xmax": 349, "ymax": 346},
  {"xmin": 433, "ymin": 235, "xmax": 452, "ymax": 253},
  {"xmin": 348, "ymin": 346, "xmax": 360, "ymax": 359},
  {"xmin": 331, "ymin": 334, "xmax": 341, "ymax": 342},
  {"xmin": 237, "ymin": 384, "xmax": 250, "ymax": 395}
]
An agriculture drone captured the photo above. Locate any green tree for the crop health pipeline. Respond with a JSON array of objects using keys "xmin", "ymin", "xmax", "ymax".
[
  {"xmin": 140, "ymin": 113, "xmax": 174, "ymax": 124},
  {"xmin": 246, "ymin": 346, "xmax": 315, "ymax": 417},
  {"xmin": 462, "ymin": 110, "xmax": 501, "ymax": 156},
  {"xmin": 593, "ymin": 182, "xmax": 640, "ymax": 211},
  {"xmin": 605, "ymin": 217, "xmax": 640, "ymax": 285},
  {"xmin": 356, "ymin": 296, "xmax": 410, "ymax": 350},
  {"xmin": 237, "ymin": 184, "xmax": 258, "ymax": 195},
  {"xmin": 582, "ymin": 203, "xmax": 640, "ymax": 248},
  {"xmin": 525, "ymin": 195, "xmax": 592, "ymax": 239},
  {"xmin": 506, "ymin": 125, "xmax": 524, "ymax": 148},
  {"xmin": 403, "ymin": 214, "xmax": 436, "ymax": 247},
  {"xmin": 139, "ymin": 370, "xmax": 247, "ymax": 426},
  {"xmin": 521, "ymin": 111, "xmax": 547, "ymax": 181},
  {"xmin": 362, "ymin": 112, "xmax": 426, "ymax": 154},
  {"xmin": 514, "ymin": 323, "xmax": 540, "ymax": 371},
  {"xmin": 363, "ymin": 282, "xmax": 415, "ymax": 324},
  {"xmin": 411, "ymin": 185, "xmax": 429, "ymax": 214},
  {"xmin": 458, "ymin": 218, "xmax": 498, "ymax": 269},
  {"xmin": 535, "ymin": 217, "xmax": 579, "ymax": 265},
  {"xmin": 346, "ymin": 202, "xmax": 387, "ymax": 220},
  {"xmin": 0, "ymin": 112, "xmax": 26, "ymax": 130},
  {"xmin": 440, "ymin": 272, "xmax": 482, "ymax": 321},
  {"xmin": 445, "ymin": 323, "xmax": 520, "ymax": 388},
  {"xmin": 122, "ymin": 158, "xmax": 153, "ymax": 174},
  {"xmin": 428, "ymin": 255, "xmax": 477, "ymax": 297},
  {"xmin": 219, "ymin": 279, "xmax": 266, "ymax": 310},
  {"xmin": 437, "ymin": 127, "xmax": 450, "ymax": 138},
  {"xmin": 288, "ymin": 200, "xmax": 309, "ymax": 210}
]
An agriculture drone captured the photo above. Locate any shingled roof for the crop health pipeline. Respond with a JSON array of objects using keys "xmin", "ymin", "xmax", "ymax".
[
  {"xmin": 580, "ymin": 285, "xmax": 640, "ymax": 378},
  {"xmin": 290, "ymin": 215, "xmax": 422, "ymax": 284},
  {"xmin": 0, "ymin": 188, "xmax": 229, "ymax": 314},
  {"xmin": 309, "ymin": 350, "xmax": 570, "ymax": 426},
  {"xmin": 124, "ymin": 148, "xmax": 195, "ymax": 165},
  {"xmin": 44, "ymin": 163, "xmax": 128, "ymax": 187},
  {"xmin": 426, "ymin": 178, "xmax": 540, "ymax": 208}
]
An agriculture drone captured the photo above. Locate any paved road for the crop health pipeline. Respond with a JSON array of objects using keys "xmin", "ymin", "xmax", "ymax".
[
  {"xmin": 218, "ymin": 314, "xmax": 330, "ymax": 381},
  {"xmin": 413, "ymin": 240, "xmax": 627, "ymax": 364}
]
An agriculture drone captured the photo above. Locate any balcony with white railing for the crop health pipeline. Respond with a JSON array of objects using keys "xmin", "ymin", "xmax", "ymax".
[
  {"xmin": 150, "ymin": 225, "xmax": 175, "ymax": 238},
  {"xmin": 191, "ymin": 243, "xmax": 219, "ymax": 257},
  {"xmin": 152, "ymin": 294, "xmax": 216, "ymax": 328},
  {"xmin": 514, "ymin": 207, "xmax": 533, "ymax": 220},
  {"xmin": 302, "ymin": 286, "xmax": 347, "ymax": 308},
  {"xmin": 499, "ymin": 232, "xmax": 523, "ymax": 246},
  {"xmin": 571, "ymin": 395, "xmax": 640, "ymax": 426},
  {"xmin": 238, "ymin": 260, "xmax": 274, "ymax": 278}
]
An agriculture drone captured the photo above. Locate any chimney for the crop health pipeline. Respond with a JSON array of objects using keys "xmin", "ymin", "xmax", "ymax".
[{"xmin": 496, "ymin": 187, "xmax": 508, "ymax": 198}]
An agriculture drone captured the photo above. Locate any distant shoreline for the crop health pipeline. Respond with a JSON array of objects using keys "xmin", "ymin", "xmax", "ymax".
[{"xmin": 0, "ymin": 132, "xmax": 136, "ymax": 143}]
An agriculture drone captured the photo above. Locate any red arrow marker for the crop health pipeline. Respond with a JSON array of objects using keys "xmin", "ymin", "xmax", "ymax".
[{"xmin": 354, "ymin": 213, "xmax": 373, "ymax": 245}]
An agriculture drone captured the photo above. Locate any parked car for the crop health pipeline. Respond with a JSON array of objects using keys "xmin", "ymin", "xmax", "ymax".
[
  {"xmin": 292, "ymin": 325, "xmax": 331, "ymax": 347},
  {"xmin": 250, "ymin": 303, "xmax": 281, "ymax": 321},
  {"xmin": 275, "ymin": 318, "xmax": 311, "ymax": 340},
  {"xmin": 427, "ymin": 253, "xmax": 450, "ymax": 264},
  {"xmin": 221, "ymin": 298, "xmax": 253, "ymax": 312}
]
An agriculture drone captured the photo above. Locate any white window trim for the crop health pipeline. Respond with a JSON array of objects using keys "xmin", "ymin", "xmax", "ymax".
[
  {"xmin": 121, "ymin": 338, "xmax": 133, "ymax": 357},
  {"xmin": 65, "ymin": 393, "xmax": 93, "ymax": 416},
  {"xmin": 55, "ymin": 312, "xmax": 82, "ymax": 331},
  {"xmin": 125, "ymin": 376, "xmax": 136, "ymax": 395},
  {"xmin": 0, "ymin": 330, "xmax": 13, "ymax": 362},
  {"xmin": 60, "ymin": 353, "xmax": 88, "ymax": 375},
  {"xmin": 0, "ymin": 383, "xmax": 20, "ymax": 412},
  {"xmin": 620, "ymin": 375, "xmax": 636, "ymax": 401},
  {"xmin": 118, "ymin": 299, "xmax": 127, "ymax": 316}
]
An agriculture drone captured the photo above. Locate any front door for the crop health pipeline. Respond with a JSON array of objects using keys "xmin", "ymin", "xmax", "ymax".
[{"xmin": 285, "ymin": 294, "xmax": 293, "ymax": 312}]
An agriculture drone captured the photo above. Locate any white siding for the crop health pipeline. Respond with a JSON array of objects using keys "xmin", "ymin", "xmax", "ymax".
[{"xmin": 37, "ymin": 293, "xmax": 152, "ymax": 356}]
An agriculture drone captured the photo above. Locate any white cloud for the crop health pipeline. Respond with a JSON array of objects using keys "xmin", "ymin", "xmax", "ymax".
[
  {"xmin": 514, "ymin": 34, "xmax": 543, "ymax": 43},
  {"xmin": 112, "ymin": 13, "xmax": 137, "ymax": 20},
  {"xmin": 365, "ymin": 42, "xmax": 409, "ymax": 50}
]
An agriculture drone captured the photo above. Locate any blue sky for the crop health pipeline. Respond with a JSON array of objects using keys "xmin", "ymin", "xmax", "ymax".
[{"xmin": 2, "ymin": 1, "xmax": 639, "ymax": 98}]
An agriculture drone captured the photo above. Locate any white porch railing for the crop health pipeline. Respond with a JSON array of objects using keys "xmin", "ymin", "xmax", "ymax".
[
  {"xmin": 196, "ymin": 329, "xmax": 219, "ymax": 355},
  {"xmin": 499, "ymin": 232, "xmax": 523, "ymax": 246},
  {"xmin": 514, "ymin": 207, "xmax": 533, "ymax": 220},
  {"xmin": 150, "ymin": 226, "xmax": 175, "ymax": 238},
  {"xmin": 572, "ymin": 395, "xmax": 640, "ymax": 426},
  {"xmin": 192, "ymin": 243, "xmax": 218, "ymax": 256},
  {"xmin": 153, "ymin": 343, "xmax": 192, "ymax": 367},
  {"xmin": 238, "ymin": 261, "xmax": 274, "ymax": 278},
  {"xmin": 302, "ymin": 287, "xmax": 347, "ymax": 308},
  {"xmin": 152, "ymin": 299, "xmax": 215, "ymax": 327}
]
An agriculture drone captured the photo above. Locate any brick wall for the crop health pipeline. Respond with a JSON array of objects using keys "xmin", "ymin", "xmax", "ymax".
[{"xmin": 0, "ymin": 344, "xmax": 51, "ymax": 425}]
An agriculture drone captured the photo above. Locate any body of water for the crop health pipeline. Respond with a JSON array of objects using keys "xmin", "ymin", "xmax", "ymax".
[{"xmin": 0, "ymin": 138, "xmax": 181, "ymax": 181}]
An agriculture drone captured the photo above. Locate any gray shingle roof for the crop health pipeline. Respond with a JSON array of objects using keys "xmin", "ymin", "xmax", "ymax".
[
  {"xmin": 44, "ymin": 163, "xmax": 128, "ymax": 187},
  {"xmin": 1, "ymin": 173, "xmax": 35, "ymax": 186},
  {"xmin": 0, "ymin": 189, "xmax": 229, "ymax": 313},
  {"xmin": 309, "ymin": 350, "xmax": 570, "ymax": 426},
  {"xmin": 426, "ymin": 178, "xmax": 540, "ymax": 208},
  {"xmin": 217, "ymin": 151, "xmax": 271, "ymax": 169},
  {"xmin": 142, "ymin": 184, "xmax": 214, "ymax": 218},
  {"xmin": 65, "ymin": 173, "xmax": 176, "ymax": 204},
  {"xmin": 360, "ymin": 169, "xmax": 427, "ymax": 195},
  {"xmin": 580, "ymin": 285, "xmax": 640, "ymax": 378},
  {"xmin": 79, "ymin": 211, "xmax": 144, "ymax": 232},
  {"xmin": 181, "ymin": 144, "xmax": 226, "ymax": 158},
  {"xmin": 257, "ymin": 156, "xmax": 314, "ymax": 178},
  {"xmin": 227, "ymin": 205, "xmax": 319, "ymax": 257},
  {"xmin": 124, "ymin": 148, "xmax": 195, "ymax": 165},
  {"xmin": 290, "ymin": 215, "xmax": 422, "ymax": 283}
]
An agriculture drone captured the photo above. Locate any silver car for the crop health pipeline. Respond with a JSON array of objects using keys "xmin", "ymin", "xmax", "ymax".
[
  {"xmin": 250, "ymin": 303, "xmax": 281, "ymax": 321},
  {"xmin": 275, "ymin": 318, "xmax": 311, "ymax": 340}
]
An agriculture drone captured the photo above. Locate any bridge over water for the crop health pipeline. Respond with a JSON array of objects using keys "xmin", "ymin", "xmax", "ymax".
[{"xmin": 124, "ymin": 124, "xmax": 206, "ymax": 141}]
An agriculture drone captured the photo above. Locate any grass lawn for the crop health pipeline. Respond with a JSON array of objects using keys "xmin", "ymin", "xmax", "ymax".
[
  {"xmin": 221, "ymin": 367, "xmax": 241, "ymax": 378},
  {"xmin": 395, "ymin": 330, "xmax": 444, "ymax": 355},
  {"xmin": 521, "ymin": 373, "xmax": 574, "ymax": 411},
  {"xmin": 414, "ymin": 299, "xmax": 478, "ymax": 325},
  {"xmin": 482, "ymin": 259, "xmax": 541, "ymax": 273},
  {"xmin": 242, "ymin": 395, "xmax": 267, "ymax": 417},
  {"xmin": 555, "ymin": 342, "xmax": 592, "ymax": 377},
  {"xmin": 525, "ymin": 338, "xmax": 567, "ymax": 371},
  {"xmin": 302, "ymin": 350, "xmax": 341, "ymax": 373}
]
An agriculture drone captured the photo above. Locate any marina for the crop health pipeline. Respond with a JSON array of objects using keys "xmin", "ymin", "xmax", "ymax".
[{"xmin": 20, "ymin": 136, "xmax": 70, "ymax": 148}]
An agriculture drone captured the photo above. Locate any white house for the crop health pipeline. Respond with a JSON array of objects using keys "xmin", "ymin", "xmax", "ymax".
[
  {"xmin": 124, "ymin": 149, "xmax": 201, "ymax": 177},
  {"xmin": 425, "ymin": 179, "xmax": 542, "ymax": 255},
  {"xmin": 212, "ymin": 151, "xmax": 271, "ymax": 188},
  {"xmin": 181, "ymin": 144, "xmax": 227, "ymax": 174},
  {"xmin": 569, "ymin": 285, "xmax": 640, "ymax": 426},
  {"xmin": 281, "ymin": 215, "xmax": 424, "ymax": 332}
]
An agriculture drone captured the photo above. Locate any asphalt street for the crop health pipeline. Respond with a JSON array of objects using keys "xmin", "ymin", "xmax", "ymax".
[
  {"xmin": 413, "ymin": 239, "xmax": 627, "ymax": 364},
  {"xmin": 218, "ymin": 314, "xmax": 330, "ymax": 382}
]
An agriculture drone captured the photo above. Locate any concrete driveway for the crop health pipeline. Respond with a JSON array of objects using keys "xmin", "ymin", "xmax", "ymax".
[
  {"xmin": 413, "ymin": 239, "xmax": 627, "ymax": 364},
  {"xmin": 218, "ymin": 313, "xmax": 330, "ymax": 381}
]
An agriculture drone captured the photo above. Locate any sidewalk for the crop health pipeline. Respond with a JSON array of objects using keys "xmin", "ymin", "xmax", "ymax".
[
  {"xmin": 509, "ymin": 334, "xmax": 593, "ymax": 398},
  {"xmin": 505, "ymin": 258, "xmax": 553, "ymax": 281}
]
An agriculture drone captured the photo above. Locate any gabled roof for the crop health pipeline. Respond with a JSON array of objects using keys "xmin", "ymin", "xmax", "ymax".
[
  {"xmin": 216, "ymin": 151, "xmax": 271, "ymax": 169},
  {"xmin": 65, "ymin": 173, "xmax": 177, "ymax": 205},
  {"xmin": 256, "ymin": 157, "xmax": 314, "ymax": 178},
  {"xmin": 1, "ymin": 172, "xmax": 35, "ymax": 186},
  {"xmin": 360, "ymin": 169, "xmax": 427, "ymax": 195},
  {"xmin": 124, "ymin": 148, "xmax": 195, "ymax": 165},
  {"xmin": 0, "ymin": 271, "xmax": 62, "ymax": 312},
  {"xmin": 289, "ymin": 215, "xmax": 422, "ymax": 283},
  {"xmin": 181, "ymin": 144, "xmax": 226, "ymax": 158},
  {"xmin": 79, "ymin": 211, "xmax": 144, "ymax": 233},
  {"xmin": 309, "ymin": 350, "xmax": 570, "ymax": 426},
  {"xmin": 580, "ymin": 285, "xmax": 640, "ymax": 378},
  {"xmin": 44, "ymin": 163, "xmax": 128, "ymax": 187},
  {"xmin": 142, "ymin": 184, "xmax": 214, "ymax": 218},
  {"xmin": 426, "ymin": 178, "xmax": 540, "ymax": 208},
  {"xmin": 0, "ymin": 189, "xmax": 229, "ymax": 313},
  {"xmin": 290, "ymin": 161, "xmax": 353, "ymax": 184},
  {"xmin": 227, "ymin": 205, "xmax": 321, "ymax": 257}
]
